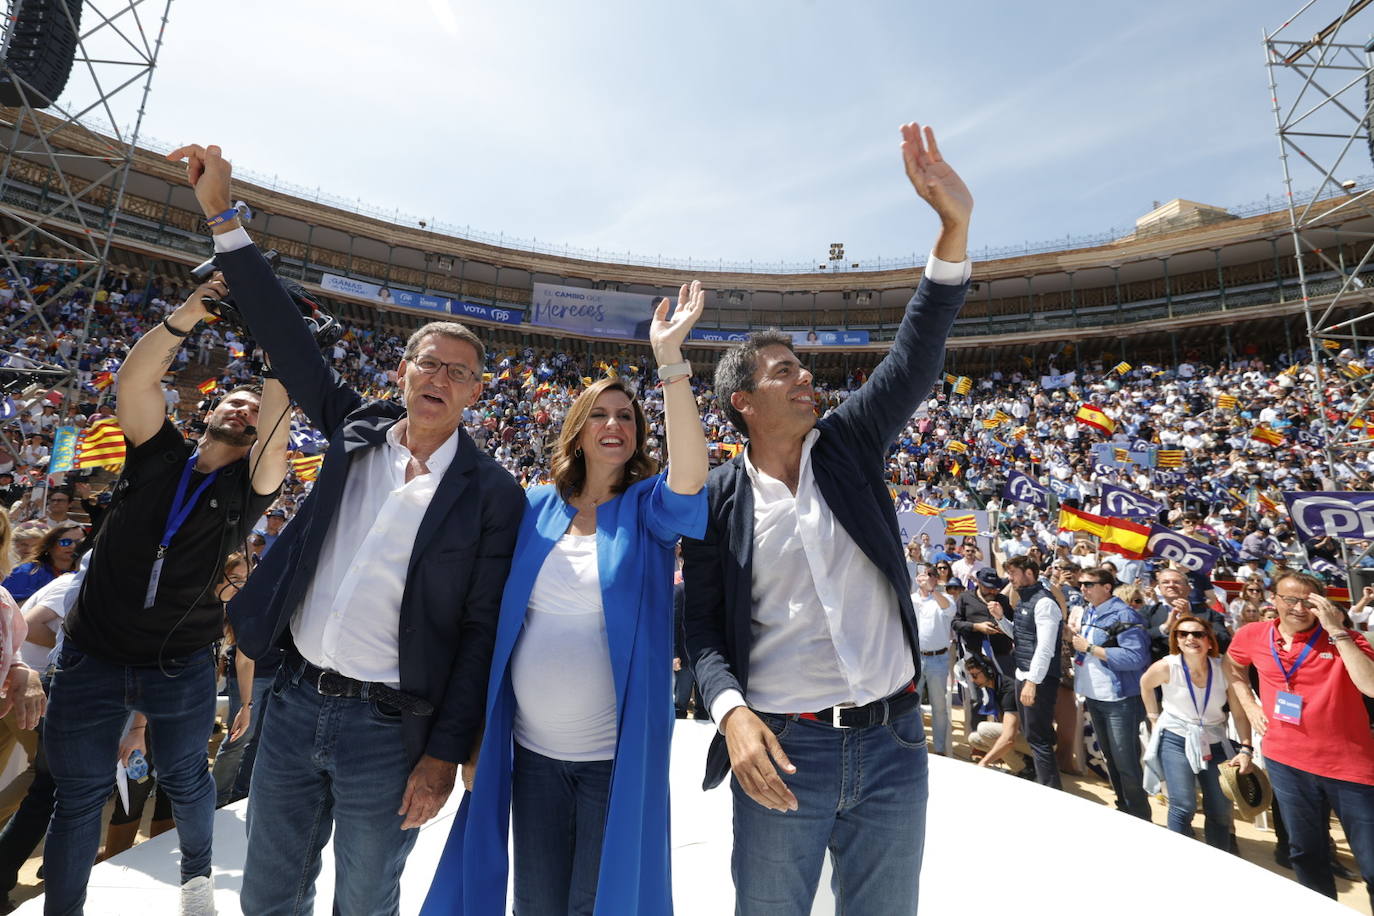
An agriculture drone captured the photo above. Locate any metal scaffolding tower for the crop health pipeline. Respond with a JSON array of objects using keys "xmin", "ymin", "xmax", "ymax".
[
  {"xmin": 1265, "ymin": 0, "xmax": 1374, "ymax": 571},
  {"xmin": 0, "ymin": 0, "xmax": 175, "ymax": 403}
]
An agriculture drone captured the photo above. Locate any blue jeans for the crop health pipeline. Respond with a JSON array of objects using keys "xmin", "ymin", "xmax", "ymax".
[
  {"xmin": 1083, "ymin": 695, "xmax": 1150, "ymax": 821},
  {"xmin": 1157, "ymin": 729, "xmax": 1232, "ymax": 848},
  {"xmin": 510, "ymin": 744, "xmax": 613, "ymax": 916},
  {"xmin": 42, "ymin": 642, "xmax": 217, "ymax": 916},
  {"xmin": 1268, "ymin": 757, "xmax": 1374, "ymax": 909},
  {"xmin": 212, "ymin": 673, "xmax": 274, "ymax": 806},
  {"xmin": 731, "ymin": 708, "xmax": 929, "ymax": 916},
  {"xmin": 241, "ymin": 660, "xmax": 419, "ymax": 916},
  {"xmin": 915, "ymin": 652, "xmax": 951, "ymax": 754}
]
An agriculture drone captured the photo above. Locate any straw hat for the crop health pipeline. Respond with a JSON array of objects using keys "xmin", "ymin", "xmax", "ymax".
[{"xmin": 1220, "ymin": 763, "xmax": 1272, "ymax": 820}]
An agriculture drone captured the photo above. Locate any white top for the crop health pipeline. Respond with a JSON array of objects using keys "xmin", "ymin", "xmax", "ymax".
[
  {"xmin": 290, "ymin": 421, "xmax": 458, "ymax": 686},
  {"xmin": 913, "ymin": 592, "xmax": 956, "ymax": 652},
  {"xmin": 711, "ymin": 427, "xmax": 914, "ymax": 721},
  {"xmin": 1160, "ymin": 656, "xmax": 1228, "ymax": 737},
  {"xmin": 19, "ymin": 566, "xmax": 83, "ymax": 669},
  {"xmin": 511, "ymin": 533, "xmax": 617, "ymax": 761}
]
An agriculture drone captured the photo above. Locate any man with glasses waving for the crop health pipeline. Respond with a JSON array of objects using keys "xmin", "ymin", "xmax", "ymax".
[
  {"xmin": 167, "ymin": 142, "xmax": 525, "ymax": 915},
  {"xmin": 1142, "ymin": 566, "xmax": 1229, "ymax": 662},
  {"xmin": 1226, "ymin": 570, "xmax": 1374, "ymax": 909},
  {"xmin": 1067, "ymin": 570, "xmax": 1151, "ymax": 820}
]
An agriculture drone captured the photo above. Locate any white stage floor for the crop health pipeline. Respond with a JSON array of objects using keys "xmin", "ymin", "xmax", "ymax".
[{"xmin": 14, "ymin": 719, "xmax": 1351, "ymax": 915}]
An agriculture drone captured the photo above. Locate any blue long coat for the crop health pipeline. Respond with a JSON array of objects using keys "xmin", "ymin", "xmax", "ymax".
[{"xmin": 422, "ymin": 473, "xmax": 706, "ymax": 915}]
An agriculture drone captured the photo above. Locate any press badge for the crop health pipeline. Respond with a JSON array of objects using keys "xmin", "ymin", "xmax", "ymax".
[
  {"xmin": 143, "ymin": 554, "xmax": 165, "ymax": 609},
  {"xmin": 1273, "ymin": 690, "xmax": 1303, "ymax": 725}
]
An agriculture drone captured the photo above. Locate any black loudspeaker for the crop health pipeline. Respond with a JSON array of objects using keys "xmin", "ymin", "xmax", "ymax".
[{"xmin": 0, "ymin": 0, "xmax": 84, "ymax": 108}]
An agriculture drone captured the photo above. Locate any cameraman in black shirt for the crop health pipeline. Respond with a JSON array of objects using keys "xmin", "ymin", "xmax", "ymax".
[{"xmin": 41, "ymin": 275, "xmax": 289, "ymax": 914}]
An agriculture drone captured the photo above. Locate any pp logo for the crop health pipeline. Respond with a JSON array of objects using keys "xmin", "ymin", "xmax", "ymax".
[
  {"xmin": 1288, "ymin": 495, "xmax": 1374, "ymax": 538},
  {"xmin": 1147, "ymin": 530, "xmax": 1205, "ymax": 572},
  {"xmin": 1008, "ymin": 475, "xmax": 1040, "ymax": 503},
  {"xmin": 490, "ymin": 309, "xmax": 512, "ymax": 322},
  {"xmin": 1103, "ymin": 490, "xmax": 1147, "ymax": 515}
]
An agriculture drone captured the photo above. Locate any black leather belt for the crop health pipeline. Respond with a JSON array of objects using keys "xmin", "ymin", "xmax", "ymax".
[
  {"xmin": 920, "ymin": 648, "xmax": 948, "ymax": 657},
  {"xmin": 798, "ymin": 681, "xmax": 921, "ymax": 728},
  {"xmin": 291, "ymin": 654, "xmax": 434, "ymax": 717}
]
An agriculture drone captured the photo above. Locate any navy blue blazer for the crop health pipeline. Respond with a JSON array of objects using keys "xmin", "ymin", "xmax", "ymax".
[
  {"xmin": 217, "ymin": 242, "xmax": 525, "ymax": 767},
  {"xmin": 681, "ymin": 275, "xmax": 968, "ymax": 789}
]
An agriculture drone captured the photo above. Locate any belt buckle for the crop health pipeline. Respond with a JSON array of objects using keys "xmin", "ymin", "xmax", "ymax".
[
  {"xmin": 829, "ymin": 704, "xmax": 850, "ymax": 728},
  {"xmin": 315, "ymin": 669, "xmax": 342, "ymax": 697}
]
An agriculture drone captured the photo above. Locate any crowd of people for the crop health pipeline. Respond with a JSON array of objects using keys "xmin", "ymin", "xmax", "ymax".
[{"xmin": 0, "ymin": 124, "xmax": 1362, "ymax": 916}]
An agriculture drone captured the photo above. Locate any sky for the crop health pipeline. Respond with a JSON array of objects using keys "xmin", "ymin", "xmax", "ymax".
[{"xmin": 58, "ymin": 0, "xmax": 1360, "ymax": 268}]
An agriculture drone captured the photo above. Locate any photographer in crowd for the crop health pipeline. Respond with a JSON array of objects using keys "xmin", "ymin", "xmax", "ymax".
[{"xmin": 40, "ymin": 276, "xmax": 289, "ymax": 915}]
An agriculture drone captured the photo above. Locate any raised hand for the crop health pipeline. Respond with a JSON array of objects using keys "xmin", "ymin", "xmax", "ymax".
[
  {"xmin": 649, "ymin": 280, "xmax": 705, "ymax": 364},
  {"xmin": 900, "ymin": 122, "xmax": 972, "ymax": 228},
  {"xmin": 165, "ymin": 143, "xmax": 234, "ymax": 220}
]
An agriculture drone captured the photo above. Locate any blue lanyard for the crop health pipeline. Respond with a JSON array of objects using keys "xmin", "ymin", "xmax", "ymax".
[
  {"xmin": 1181, "ymin": 657, "xmax": 1213, "ymax": 722},
  {"xmin": 1269, "ymin": 623, "xmax": 1321, "ymax": 691},
  {"xmin": 158, "ymin": 453, "xmax": 218, "ymax": 559}
]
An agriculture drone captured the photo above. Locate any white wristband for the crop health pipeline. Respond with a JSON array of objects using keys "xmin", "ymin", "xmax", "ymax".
[{"xmin": 658, "ymin": 361, "xmax": 692, "ymax": 383}]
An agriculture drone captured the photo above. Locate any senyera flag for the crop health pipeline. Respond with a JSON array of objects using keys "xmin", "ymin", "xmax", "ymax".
[
  {"xmin": 1074, "ymin": 405, "xmax": 1116, "ymax": 435},
  {"xmin": 290, "ymin": 455, "xmax": 324, "ymax": 482},
  {"xmin": 74, "ymin": 418, "xmax": 126, "ymax": 470},
  {"xmin": 944, "ymin": 514, "xmax": 979, "ymax": 536},
  {"xmin": 1058, "ymin": 505, "xmax": 1148, "ymax": 558}
]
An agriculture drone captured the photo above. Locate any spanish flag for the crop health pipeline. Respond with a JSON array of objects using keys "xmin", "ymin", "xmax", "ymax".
[
  {"xmin": 1113, "ymin": 361, "xmax": 1131, "ymax": 375},
  {"xmin": 74, "ymin": 418, "xmax": 126, "ymax": 470},
  {"xmin": 718, "ymin": 443, "xmax": 742, "ymax": 459},
  {"xmin": 92, "ymin": 371, "xmax": 114, "ymax": 391},
  {"xmin": 1057, "ymin": 505, "xmax": 1149, "ymax": 559},
  {"xmin": 1251, "ymin": 427, "xmax": 1285, "ymax": 447},
  {"xmin": 1216, "ymin": 394, "xmax": 1237, "ymax": 410},
  {"xmin": 290, "ymin": 455, "xmax": 324, "ymax": 482},
  {"xmin": 1075, "ymin": 405, "xmax": 1115, "ymax": 434},
  {"xmin": 915, "ymin": 502, "xmax": 941, "ymax": 516},
  {"xmin": 1155, "ymin": 449, "xmax": 1184, "ymax": 468},
  {"xmin": 946, "ymin": 440, "xmax": 968, "ymax": 453},
  {"xmin": 955, "ymin": 377, "xmax": 973, "ymax": 395},
  {"xmin": 197, "ymin": 378, "xmax": 218, "ymax": 396},
  {"xmin": 944, "ymin": 514, "xmax": 978, "ymax": 536}
]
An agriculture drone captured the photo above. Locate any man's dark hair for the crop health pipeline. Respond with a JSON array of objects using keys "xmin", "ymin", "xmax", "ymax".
[
  {"xmin": 1005, "ymin": 554, "xmax": 1040, "ymax": 577},
  {"xmin": 964, "ymin": 654, "xmax": 996, "ymax": 680},
  {"xmin": 713, "ymin": 331, "xmax": 794, "ymax": 437}
]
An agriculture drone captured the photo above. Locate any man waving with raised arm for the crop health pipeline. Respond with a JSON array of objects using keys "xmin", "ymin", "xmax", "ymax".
[
  {"xmin": 167, "ymin": 143, "xmax": 525, "ymax": 916},
  {"xmin": 682, "ymin": 122, "xmax": 972, "ymax": 916}
]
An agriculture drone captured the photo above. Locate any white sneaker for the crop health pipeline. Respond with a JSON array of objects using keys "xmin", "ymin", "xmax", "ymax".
[{"xmin": 180, "ymin": 875, "xmax": 216, "ymax": 916}]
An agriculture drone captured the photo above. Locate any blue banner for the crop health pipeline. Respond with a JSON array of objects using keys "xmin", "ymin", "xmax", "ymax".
[
  {"xmin": 530, "ymin": 282, "xmax": 660, "ymax": 340},
  {"xmin": 789, "ymin": 330, "xmax": 871, "ymax": 347},
  {"xmin": 1283, "ymin": 491, "xmax": 1374, "ymax": 540},
  {"xmin": 689, "ymin": 329, "xmax": 750, "ymax": 343},
  {"xmin": 48, "ymin": 426, "xmax": 77, "ymax": 475},
  {"xmin": 1002, "ymin": 469, "xmax": 1047, "ymax": 508},
  {"xmin": 1099, "ymin": 482, "xmax": 1165, "ymax": 519},
  {"xmin": 451, "ymin": 300, "xmax": 523, "ymax": 325},
  {"xmin": 1048, "ymin": 478, "xmax": 1080, "ymax": 501},
  {"xmin": 1147, "ymin": 524, "xmax": 1221, "ymax": 575}
]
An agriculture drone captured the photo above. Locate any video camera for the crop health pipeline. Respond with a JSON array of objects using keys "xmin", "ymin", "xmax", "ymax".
[{"xmin": 190, "ymin": 248, "xmax": 344, "ymax": 351}]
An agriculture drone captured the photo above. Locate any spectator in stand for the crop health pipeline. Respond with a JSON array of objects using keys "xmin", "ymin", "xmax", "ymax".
[
  {"xmin": 949, "ymin": 541, "xmax": 987, "ymax": 588},
  {"xmin": 912, "ymin": 566, "xmax": 955, "ymax": 756},
  {"xmin": 952, "ymin": 567, "xmax": 1014, "ymax": 677},
  {"xmin": 1142, "ymin": 566, "xmax": 1230, "ymax": 662},
  {"xmin": 1, "ymin": 524, "xmax": 82, "ymax": 604},
  {"xmin": 1068, "ymin": 569, "xmax": 1152, "ymax": 821},
  {"xmin": 1226, "ymin": 570, "xmax": 1374, "ymax": 908},
  {"xmin": 1141, "ymin": 615, "xmax": 1254, "ymax": 848}
]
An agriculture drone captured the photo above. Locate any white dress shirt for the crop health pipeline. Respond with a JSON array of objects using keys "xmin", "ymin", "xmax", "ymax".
[
  {"xmin": 290, "ymin": 422, "xmax": 458, "ymax": 686},
  {"xmin": 1014, "ymin": 593, "xmax": 1063, "ymax": 686},
  {"xmin": 913, "ymin": 592, "xmax": 955, "ymax": 652}
]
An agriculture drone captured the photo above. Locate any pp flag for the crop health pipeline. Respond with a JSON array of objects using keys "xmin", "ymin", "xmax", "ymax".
[
  {"xmin": 1282, "ymin": 491, "xmax": 1374, "ymax": 540},
  {"xmin": 1074, "ymin": 405, "xmax": 1116, "ymax": 435},
  {"xmin": 1147, "ymin": 525, "xmax": 1221, "ymax": 575},
  {"xmin": 1098, "ymin": 482, "xmax": 1164, "ymax": 519},
  {"xmin": 74, "ymin": 418, "xmax": 126, "ymax": 469},
  {"xmin": 1002, "ymin": 470, "xmax": 1048, "ymax": 509},
  {"xmin": 0, "ymin": 398, "xmax": 16, "ymax": 421},
  {"xmin": 944, "ymin": 514, "xmax": 979, "ymax": 537},
  {"xmin": 1048, "ymin": 478, "xmax": 1080, "ymax": 502}
]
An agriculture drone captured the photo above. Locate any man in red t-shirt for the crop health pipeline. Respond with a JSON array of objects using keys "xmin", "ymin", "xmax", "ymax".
[{"xmin": 1225, "ymin": 569, "xmax": 1374, "ymax": 907}]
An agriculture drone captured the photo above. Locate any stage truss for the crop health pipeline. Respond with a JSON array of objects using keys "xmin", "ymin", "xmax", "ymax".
[
  {"xmin": 1266, "ymin": 0, "xmax": 1374, "ymax": 570},
  {"xmin": 0, "ymin": 0, "xmax": 175, "ymax": 414}
]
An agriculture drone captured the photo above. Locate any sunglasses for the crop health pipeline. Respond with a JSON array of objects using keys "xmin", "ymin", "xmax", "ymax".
[
  {"xmin": 1077, "ymin": 581, "xmax": 1108, "ymax": 588},
  {"xmin": 1176, "ymin": 630, "xmax": 1209, "ymax": 640},
  {"xmin": 936, "ymin": 565, "xmax": 951, "ymax": 570},
  {"xmin": 56, "ymin": 537, "xmax": 80, "ymax": 547}
]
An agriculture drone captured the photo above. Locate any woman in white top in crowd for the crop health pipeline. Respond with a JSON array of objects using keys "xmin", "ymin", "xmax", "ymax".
[{"xmin": 1141, "ymin": 614, "xmax": 1253, "ymax": 849}]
